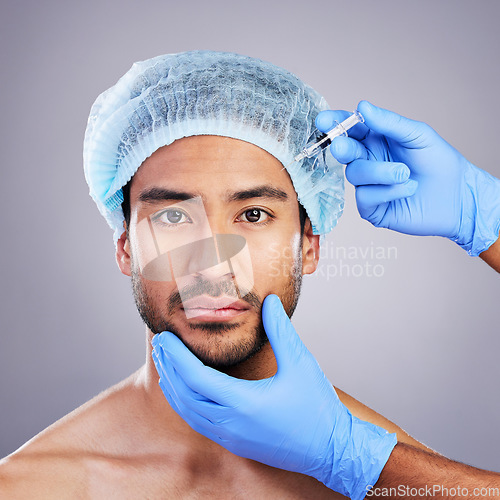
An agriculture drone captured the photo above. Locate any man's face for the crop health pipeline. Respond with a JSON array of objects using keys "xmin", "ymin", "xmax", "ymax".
[{"xmin": 118, "ymin": 136, "xmax": 319, "ymax": 370}]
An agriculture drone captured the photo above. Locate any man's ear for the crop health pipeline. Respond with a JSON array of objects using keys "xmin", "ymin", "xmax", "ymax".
[
  {"xmin": 116, "ymin": 224, "xmax": 132, "ymax": 277},
  {"xmin": 301, "ymin": 218, "xmax": 320, "ymax": 276}
]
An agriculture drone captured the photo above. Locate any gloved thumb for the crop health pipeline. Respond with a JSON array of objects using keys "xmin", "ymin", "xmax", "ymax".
[
  {"xmin": 261, "ymin": 294, "xmax": 305, "ymax": 374},
  {"xmin": 358, "ymin": 100, "xmax": 425, "ymax": 145}
]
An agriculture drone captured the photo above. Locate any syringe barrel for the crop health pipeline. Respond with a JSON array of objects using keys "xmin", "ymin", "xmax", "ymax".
[
  {"xmin": 304, "ymin": 133, "xmax": 331, "ymax": 156},
  {"xmin": 294, "ymin": 110, "xmax": 364, "ymax": 162},
  {"xmin": 328, "ymin": 110, "xmax": 364, "ymax": 139}
]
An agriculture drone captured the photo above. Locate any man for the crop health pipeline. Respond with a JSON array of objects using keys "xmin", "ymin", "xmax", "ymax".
[
  {"xmin": 0, "ymin": 50, "xmax": 425, "ymax": 499},
  {"xmin": 0, "ymin": 51, "xmax": 498, "ymax": 498}
]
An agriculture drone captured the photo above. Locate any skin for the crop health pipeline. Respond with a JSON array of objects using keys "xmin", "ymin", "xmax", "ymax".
[
  {"xmin": 480, "ymin": 233, "xmax": 500, "ymax": 272},
  {"xmin": 372, "ymin": 443, "xmax": 500, "ymax": 498},
  {"xmin": 0, "ymin": 136, "xmax": 430, "ymax": 499}
]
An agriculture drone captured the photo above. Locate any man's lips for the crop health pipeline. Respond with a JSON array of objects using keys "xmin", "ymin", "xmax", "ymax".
[
  {"xmin": 181, "ymin": 295, "xmax": 250, "ymax": 321},
  {"xmin": 182, "ymin": 295, "xmax": 249, "ymax": 310}
]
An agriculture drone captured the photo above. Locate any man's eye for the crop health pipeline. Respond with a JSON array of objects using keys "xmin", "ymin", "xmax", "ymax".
[
  {"xmin": 155, "ymin": 209, "xmax": 190, "ymax": 225},
  {"xmin": 240, "ymin": 208, "xmax": 269, "ymax": 223}
]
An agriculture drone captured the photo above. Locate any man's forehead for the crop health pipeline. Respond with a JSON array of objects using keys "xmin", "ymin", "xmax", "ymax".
[
  {"xmin": 142, "ymin": 135, "xmax": 280, "ymax": 166},
  {"xmin": 130, "ymin": 136, "xmax": 297, "ymax": 202}
]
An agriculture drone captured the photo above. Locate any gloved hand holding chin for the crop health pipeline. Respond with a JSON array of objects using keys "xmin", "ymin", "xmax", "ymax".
[{"xmin": 152, "ymin": 294, "xmax": 397, "ymax": 500}]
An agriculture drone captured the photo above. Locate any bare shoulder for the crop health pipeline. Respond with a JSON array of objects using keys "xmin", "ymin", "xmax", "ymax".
[
  {"xmin": 0, "ymin": 368, "xmax": 147, "ymax": 498},
  {"xmin": 0, "ymin": 449, "xmax": 89, "ymax": 499},
  {"xmin": 4, "ymin": 368, "xmax": 145, "ymax": 457}
]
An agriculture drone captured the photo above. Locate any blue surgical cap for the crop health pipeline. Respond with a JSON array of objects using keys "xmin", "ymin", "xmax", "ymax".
[{"xmin": 83, "ymin": 50, "xmax": 344, "ymax": 244}]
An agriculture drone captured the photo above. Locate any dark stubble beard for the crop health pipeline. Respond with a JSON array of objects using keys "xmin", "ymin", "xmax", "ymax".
[{"xmin": 130, "ymin": 249, "xmax": 303, "ymax": 370}]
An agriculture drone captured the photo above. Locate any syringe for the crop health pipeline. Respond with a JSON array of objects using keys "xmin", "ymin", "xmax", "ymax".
[{"xmin": 294, "ymin": 110, "xmax": 364, "ymax": 162}]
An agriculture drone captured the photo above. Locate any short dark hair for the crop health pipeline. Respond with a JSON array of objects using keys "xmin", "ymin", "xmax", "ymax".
[{"xmin": 121, "ymin": 180, "xmax": 308, "ymax": 235}]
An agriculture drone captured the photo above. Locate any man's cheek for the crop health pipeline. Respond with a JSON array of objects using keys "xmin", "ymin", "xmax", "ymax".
[
  {"xmin": 137, "ymin": 278, "xmax": 177, "ymax": 307},
  {"xmin": 252, "ymin": 242, "xmax": 295, "ymax": 282}
]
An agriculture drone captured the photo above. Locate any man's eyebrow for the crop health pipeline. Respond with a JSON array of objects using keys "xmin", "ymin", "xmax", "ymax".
[
  {"xmin": 225, "ymin": 185, "xmax": 289, "ymax": 203},
  {"xmin": 138, "ymin": 187, "xmax": 198, "ymax": 204},
  {"xmin": 137, "ymin": 185, "xmax": 289, "ymax": 205}
]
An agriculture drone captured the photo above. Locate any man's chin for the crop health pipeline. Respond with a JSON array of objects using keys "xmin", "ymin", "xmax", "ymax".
[{"xmin": 175, "ymin": 322, "xmax": 269, "ymax": 370}]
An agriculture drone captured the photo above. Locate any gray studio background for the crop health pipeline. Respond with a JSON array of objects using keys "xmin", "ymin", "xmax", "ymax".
[{"xmin": 1, "ymin": 0, "xmax": 499, "ymax": 471}]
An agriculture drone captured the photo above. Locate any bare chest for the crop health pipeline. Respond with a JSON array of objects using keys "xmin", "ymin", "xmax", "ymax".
[{"xmin": 85, "ymin": 458, "xmax": 346, "ymax": 500}]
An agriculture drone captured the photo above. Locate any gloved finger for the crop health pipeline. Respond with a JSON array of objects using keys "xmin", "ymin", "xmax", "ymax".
[
  {"xmin": 153, "ymin": 342, "xmax": 213, "ymax": 405},
  {"xmin": 158, "ymin": 377, "xmax": 184, "ymax": 418},
  {"xmin": 315, "ymin": 110, "xmax": 369, "ymax": 141},
  {"xmin": 152, "ymin": 346, "xmax": 197, "ymax": 421},
  {"xmin": 315, "ymin": 110, "xmax": 350, "ymax": 131},
  {"xmin": 153, "ymin": 348, "xmax": 185, "ymax": 418},
  {"xmin": 329, "ymin": 136, "xmax": 369, "ymax": 164},
  {"xmin": 156, "ymin": 330, "xmax": 245, "ymax": 405},
  {"xmin": 151, "ymin": 342, "xmax": 167, "ymax": 377},
  {"xmin": 158, "ymin": 377, "xmax": 225, "ymax": 444},
  {"xmin": 346, "ymin": 160, "xmax": 411, "ymax": 186},
  {"xmin": 152, "ymin": 346, "xmax": 177, "ymax": 397},
  {"xmin": 154, "ymin": 347, "xmax": 223, "ymax": 432},
  {"xmin": 261, "ymin": 294, "xmax": 306, "ymax": 374},
  {"xmin": 159, "ymin": 348, "xmax": 226, "ymax": 417},
  {"xmin": 357, "ymin": 100, "xmax": 428, "ymax": 146},
  {"xmin": 355, "ymin": 180, "xmax": 419, "ymax": 214}
]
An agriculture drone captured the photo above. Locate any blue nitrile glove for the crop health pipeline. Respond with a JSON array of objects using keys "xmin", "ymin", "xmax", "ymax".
[
  {"xmin": 316, "ymin": 101, "xmax": 500, "ymax": 256},
  {"xmin": 151, "ymin": 294, "xmax": 397, "ymax": 500}
]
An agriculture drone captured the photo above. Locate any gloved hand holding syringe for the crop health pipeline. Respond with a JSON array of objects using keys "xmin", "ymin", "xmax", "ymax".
[
  {"xmin": 314, "ymin": 100, "xmax": 500, "ymax": 257},
  {"xmin": 294, "ymin": 110, "xmax": 364, "ymax": 162}
]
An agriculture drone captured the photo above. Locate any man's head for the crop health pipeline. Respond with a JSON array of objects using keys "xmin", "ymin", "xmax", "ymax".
[
  {"xmin": 83, "ymin": 50, "xmax": 344, "ymax": 370},
  {"xmin": 116, "ymin": 135, "xmax": 320, "ymax": 369}
]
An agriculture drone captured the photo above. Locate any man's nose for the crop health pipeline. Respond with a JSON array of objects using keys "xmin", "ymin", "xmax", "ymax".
[
  {"xmin": 198, "ymin": 233, "xmax": 248, "ymax": 281},
  {"xmin": 182, "ymin": 214, "xmax": 229, "ymax": 278},
  {"xmin": 169, "ymin": 233, "xmax": 247, "ymax": 279}
]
